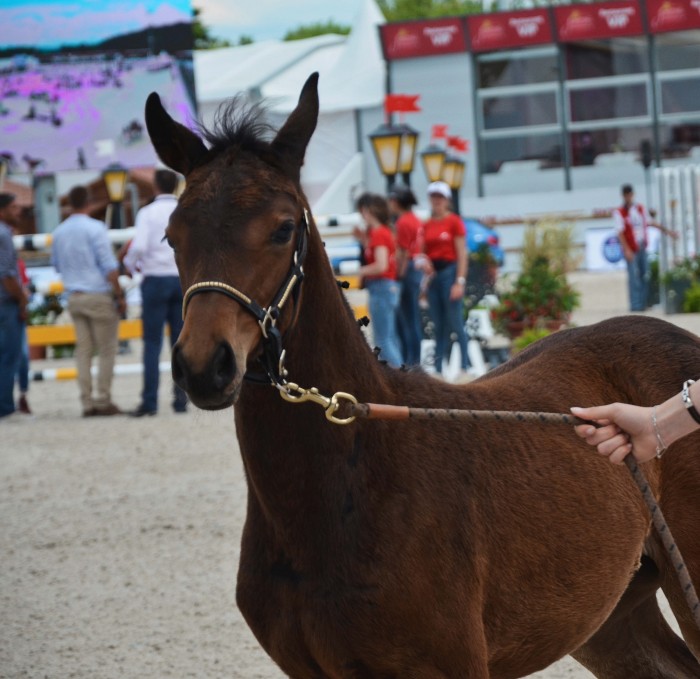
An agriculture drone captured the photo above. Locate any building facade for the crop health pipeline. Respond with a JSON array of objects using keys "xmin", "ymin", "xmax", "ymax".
[{"xmin": 380, "ymin": 0, "xmax": 700, "ymax": 212}]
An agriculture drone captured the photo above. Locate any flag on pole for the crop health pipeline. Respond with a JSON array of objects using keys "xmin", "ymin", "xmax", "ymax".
[{"xmin": 384, "ymin": 94, "xmax": 421, "ymax": 114}]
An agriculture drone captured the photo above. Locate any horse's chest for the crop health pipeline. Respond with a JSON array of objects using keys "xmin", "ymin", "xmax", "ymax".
[{"xmin": 236, "ymin": 574, "xmax": 376, "ymax": 677}]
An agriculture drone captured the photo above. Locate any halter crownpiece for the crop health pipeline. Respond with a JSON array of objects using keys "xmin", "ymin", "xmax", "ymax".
[{"xmin": 180, "ymin": 208, "xmax": 310, "ymax": 386}]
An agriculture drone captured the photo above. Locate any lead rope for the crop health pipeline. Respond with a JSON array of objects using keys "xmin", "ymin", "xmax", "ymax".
[{"xmin": 343, "ymin": 401, "xmax": 700, "ymax": 632}]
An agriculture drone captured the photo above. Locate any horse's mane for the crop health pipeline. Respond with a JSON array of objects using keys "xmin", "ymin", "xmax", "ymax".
[{"xmin": 197, "ymin": 95, "xmax": 276, "ymax": 155}]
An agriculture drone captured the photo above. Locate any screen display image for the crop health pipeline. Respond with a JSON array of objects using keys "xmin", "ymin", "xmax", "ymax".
[{"xmin": 0, "ymin": 0, "xmax": 196, "ymax": 173}]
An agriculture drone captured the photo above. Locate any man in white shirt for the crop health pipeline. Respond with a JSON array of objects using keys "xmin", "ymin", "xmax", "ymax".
[
  {"xmin": 123, "ymin": 169, "xmax": 187, "ymax": 415},
  {"xmin": 52, "ymin": 186, "xmax": 126, "ymax": 416}
]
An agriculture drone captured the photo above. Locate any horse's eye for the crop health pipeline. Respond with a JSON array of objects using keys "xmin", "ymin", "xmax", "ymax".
[
  {"xmin": 271, "ymin": 220, "xmax": 295, "ymax": 244},
  {"xmin": 161, "ymin": 234, "xmax": 175, "ymax": 250}
]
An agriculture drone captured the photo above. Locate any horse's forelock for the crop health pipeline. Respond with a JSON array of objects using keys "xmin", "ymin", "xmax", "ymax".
[{"xmin": 197, "ymin": 96, "xmax": 275, "ymax": 155}]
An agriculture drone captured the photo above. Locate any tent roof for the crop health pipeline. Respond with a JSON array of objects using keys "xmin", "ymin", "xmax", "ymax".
[
  {"xmin": 194, "ymin": 0, "xmax": 385, "ymax": 114},
  {"xmin": 195, "ymin": 34, "xmax": 345, "ymax": 104}
]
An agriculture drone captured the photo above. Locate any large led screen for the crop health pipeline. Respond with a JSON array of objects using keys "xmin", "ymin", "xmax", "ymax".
[{"xmin": 0, "ymin": 1, "xmax": 196, "ymax": 174}]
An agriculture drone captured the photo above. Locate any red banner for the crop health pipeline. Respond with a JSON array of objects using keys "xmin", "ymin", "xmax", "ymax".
[
  {"xmin": 554, "ymin": 1, "xmax": 644, "ymax": 42},
  {"xmin": 431, "ymin": 124, "xmax": 448, "ymax": 139},
  {"xmin": 646, "ymin": 0, "xmax": 700, "ymax": 32},
  {"xmin": 384, "ymin": 94, "xmax": 421, "ymax": 114},
  {"xmin": 447, "ymin": 136, "xmax": 469, "ymax": 152},
  {"xmin": 380, "ymin": 18, "xmax": 468, "ymax": 61},
  {"xmin": 467, "ymin": 9, "xmax": 553, "ymax": 52}
]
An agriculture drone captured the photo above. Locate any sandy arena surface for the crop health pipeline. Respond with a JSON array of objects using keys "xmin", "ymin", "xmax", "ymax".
[{"xmin": 1, "ymin": 270, "xmax": 690, "ymax": 679}]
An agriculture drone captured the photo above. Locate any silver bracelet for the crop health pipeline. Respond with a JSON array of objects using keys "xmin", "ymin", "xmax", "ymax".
[{"xmin": 651, "ymin": 406, "xmax": 667, "ymax": 458}]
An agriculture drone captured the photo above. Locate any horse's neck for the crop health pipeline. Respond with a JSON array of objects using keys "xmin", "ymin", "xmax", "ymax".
[{"xmin": 235, "ymin": 238, "xmax": 392, "ymax": 542}]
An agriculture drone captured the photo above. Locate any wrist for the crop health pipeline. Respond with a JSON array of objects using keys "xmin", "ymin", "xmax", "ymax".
[{"xmin": 456, "ymin": 277, "xmax": 466, "ymax": 286}]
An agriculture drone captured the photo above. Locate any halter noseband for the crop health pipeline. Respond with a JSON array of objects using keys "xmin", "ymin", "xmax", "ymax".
[{"xmin": 180, "ymin": 209, "xmax": 310, "ymax": 386}]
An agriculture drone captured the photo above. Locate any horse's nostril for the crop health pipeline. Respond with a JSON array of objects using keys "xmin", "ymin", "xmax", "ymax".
[
  {"xmin": 211, "ymin": 342, "xmax": 236, "ymax": 390},
  {"xmin": 172, "ymin": 344, "xmax": 188, "ymax": 389}
]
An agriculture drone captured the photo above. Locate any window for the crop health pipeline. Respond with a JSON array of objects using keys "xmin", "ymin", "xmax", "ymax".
[
  {"xmin": 569, "ymin": 82, "xmax": 648, "ymax": 122},
  {"xmin": 482, "ymin": 91, "xmax": 558, "ymax": 129},
  {"xmin": 660, "ymin": 78, "xmax": 700, "ymax": 115},
  {"xmin": 478, "ymin": 51, "xmax": 559, "ymax": 88},
  {"xmin": 655, "ymin": 31, "xmax": 700, "ymax": 72},
  {"xmin": 658, "ymin": 123, "xmax": 700, "ymax": 160},
  {"xmin": 563, "ymin": 38, "xmax": 648, "ymax": 79},
  {"xmin": 568, "ymin": 125, "xmax": 653, "ymax": 166},
  {"xmin": 482, "ymin": 132, "xmax": 563, "ymax": 173}
]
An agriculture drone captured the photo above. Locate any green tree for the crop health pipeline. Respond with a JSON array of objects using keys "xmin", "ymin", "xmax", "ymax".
[
  {"xmin": 192, "ymin": 7, "xmax": 232, "ymax": 49},
  {"xmin": 283, "ymin": 20, "xmax": 351, "ymax": 41},
  {"xmin": 377, "ymin": 0, "xmax": 488, "ymax": 20}
]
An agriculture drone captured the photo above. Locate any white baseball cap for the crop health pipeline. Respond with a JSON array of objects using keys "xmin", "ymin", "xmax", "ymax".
[{"xmin": 427, "ymin": 181, "xmax": 451, "ymax": 199}]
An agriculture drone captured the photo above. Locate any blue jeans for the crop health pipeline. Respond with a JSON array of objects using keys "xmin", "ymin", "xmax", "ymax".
[
  {"xmin": 17, "ymin": 322, "xmax": 29, "ymax": 393},
  {"xmin": 397, "ymin": 261, "xmax": 423, "ymax": 366},
  {"xmin": 366, "ymin": 278, "xmax": 403, "ymax": 368},
  {"xmin": 627, "ymin": 248, "xmax": 648, "ymax": 311},
  {"xmin": 427, "ymin": 264, "xmax": 470, "ymax": 373},
  {"xmin": 141, "ymin": 276, "xmax": 187, "ymax": 411},
  {"xmin": 0, "ymin": 303, "xmax": 23, "ymax": 417}
]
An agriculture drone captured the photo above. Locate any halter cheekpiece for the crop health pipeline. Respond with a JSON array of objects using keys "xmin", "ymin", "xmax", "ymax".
[{"xmin": 181, "ymin": 209, "xmax": 310, "ymax": 386}]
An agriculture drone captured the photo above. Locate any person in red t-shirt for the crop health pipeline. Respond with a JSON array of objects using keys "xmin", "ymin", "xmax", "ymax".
[
  {"xmin": 422, "ymin": 181, "xmax": 470, "ymax": 380},
  {"xmin": 354, "ymin": 193, "xmax": 403, "ymax": 367},
  {"xmin": 389, "ymin": 187, "xmax": 423, "ymax": 366}
]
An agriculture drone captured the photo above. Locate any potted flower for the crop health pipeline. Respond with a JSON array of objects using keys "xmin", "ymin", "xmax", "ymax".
[
  {"xmin": 491, "ymin": 257, "xmax": 580, "ymax": 338},
  {"xmin": 490, "ymin": 220, "xmax": 580, "ymax": 339},
  {"xmin": 662, "ymin": 255, "xmax": 700, "ymax": 314}
]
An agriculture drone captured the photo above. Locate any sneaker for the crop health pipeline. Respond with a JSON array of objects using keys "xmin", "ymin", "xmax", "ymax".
[
  {"xmin": 129, "ymin": 404, "xmax": 157, "ymax": 417},
  {"xmin": 93, "ymin": 403, "xmax": 124, "ymax": 416},
  {"xmin": 82, "ymin": 408, "xmax": 97, "ymax": 418},
  {"xmin": 18, "ymin": 395, "xmax": 31, "ymax": 414}
]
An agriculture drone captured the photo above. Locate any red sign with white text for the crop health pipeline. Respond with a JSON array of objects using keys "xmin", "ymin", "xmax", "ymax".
[
  {"xmin": 468, "ymin": 9, "xmax": 553, "ymax": 52},
  {"xmin": 554, "ymin": 1, "xmax": 644, "ymax": 42},
  {"xmin": 646, "ymin": 0, "xmax": 700, "ymax": 32},
  {"xmin": 380, "ymin": 18, "xmax": 468, "ymax": 60}
]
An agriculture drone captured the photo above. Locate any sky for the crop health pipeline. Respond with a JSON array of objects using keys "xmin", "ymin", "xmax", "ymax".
[
  {"xmin": 0, "ymin": 0, "xmax": 193, "ymax": 49},
  {"xmin": 196, "ymin": 0, "xmax": 367, "ymax": 44}
]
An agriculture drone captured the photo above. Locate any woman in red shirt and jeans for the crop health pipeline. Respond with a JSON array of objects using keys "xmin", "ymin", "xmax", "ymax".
[
  {"xmin": 355, "ymin": 193, "xmax": 403, "ymax": 367},
  {"xmin": 423, "ymin": 181, "xmax": 470, "ymax": 379},
  {"xmin": 389, "ymin": 187, "xmax": 423, "ymax": 366}
]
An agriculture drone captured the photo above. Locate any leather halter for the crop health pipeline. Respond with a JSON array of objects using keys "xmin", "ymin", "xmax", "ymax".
[{"xmin": 180, "ymin": 209, "xmax": 310, "ymax": 386}]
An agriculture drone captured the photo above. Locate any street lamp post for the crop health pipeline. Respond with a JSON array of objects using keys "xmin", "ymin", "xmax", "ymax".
[
  {"xmin": 368, "ymin": 123, "xmax": 419, "ymax": 193},
  {"xmin": 420, "ymin": 143, "xmax": 446, "ymax": 184},
  {"xmin": 441, "ymin": 154, "xmax": 466, "ymax": 215},
  {"xmin": 102, "ymin": 162, "xmax": 129, "ymax": 229},
  {"xmin": 397, "ymin": 124, "xmax": 419, "ymax": 187}
]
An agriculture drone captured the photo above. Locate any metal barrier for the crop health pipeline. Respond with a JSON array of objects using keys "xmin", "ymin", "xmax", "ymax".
[{"xmin": 656, "ymin": 165, "xmax": 700, "ymax": 274}]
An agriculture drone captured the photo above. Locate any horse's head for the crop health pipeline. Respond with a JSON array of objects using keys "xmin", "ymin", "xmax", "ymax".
[{"xmin": 144, "ymin": 73, "xmax": 319, "ymax": 410}]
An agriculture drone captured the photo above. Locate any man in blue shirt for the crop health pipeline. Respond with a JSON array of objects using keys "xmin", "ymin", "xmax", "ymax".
[
  {"xmin": 0, "ymin": 193, "xmax": 28, "ymax": 419},
  {"xmin": 52, "ymin": 186, "xmax": 126, "ymax": 416}
]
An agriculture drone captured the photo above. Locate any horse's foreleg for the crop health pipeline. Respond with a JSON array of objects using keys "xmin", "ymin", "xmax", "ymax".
[{"xmin": 571, "ymin": 556, "xmax": 700, "ymax": 678}]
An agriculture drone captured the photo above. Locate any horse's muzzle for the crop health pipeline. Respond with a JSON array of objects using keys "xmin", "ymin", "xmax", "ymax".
[{"xmin": 172, "ymin": 340, "xmax": 239, "ymax": 410}]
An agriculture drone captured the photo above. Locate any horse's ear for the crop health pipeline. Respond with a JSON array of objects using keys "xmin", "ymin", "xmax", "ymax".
[
  {"xmin": 271, "ymin": 73, "xmax": 319, "ymax": 180},
  {"xmin": 145, "ymin": 92, "xmax": 208, "ymax": 176}
]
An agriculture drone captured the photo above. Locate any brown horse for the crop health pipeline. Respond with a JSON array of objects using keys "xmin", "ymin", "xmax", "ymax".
[{"xmin": 144, "ymin": 73, "xmax": 700, "ymax": 678}]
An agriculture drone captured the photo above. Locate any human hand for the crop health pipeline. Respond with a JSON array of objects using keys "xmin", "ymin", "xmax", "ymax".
[
  {"xmin": 449, "ymin": 281, "xmax": 465, "ymax": 301},
  {"xmin": 115, "ymin": 296, "xmax": 127, "ymax": 316},
  {"xmin": 570, "ymin": 403, "xmax": 657, "ymax": 464},
  {"xmin": 352, "ymin": 226, "xmax": 366, "ymax": 244}
]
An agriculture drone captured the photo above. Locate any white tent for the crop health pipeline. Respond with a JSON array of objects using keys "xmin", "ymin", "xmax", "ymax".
[{"xmin": 193, "ymin": 0, "xmax": 386, "ymax": 214}]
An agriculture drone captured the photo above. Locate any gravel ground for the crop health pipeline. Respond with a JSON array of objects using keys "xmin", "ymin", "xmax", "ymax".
[{"xmin": 1, "ymin": 270, "xmax": 688, "ymax": 679}]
